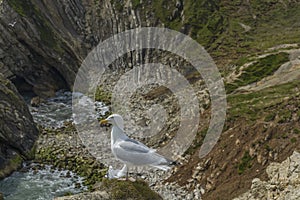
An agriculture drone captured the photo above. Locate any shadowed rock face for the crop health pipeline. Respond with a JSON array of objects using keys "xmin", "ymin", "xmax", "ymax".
[
  {"xmin": 0, "ymin": 74, "xmax": 38, "ymax": 178},
  {"xmin": 0, "ymin": 0, "xmax": 144, "ymax": 97},
  {"xmin": 0, "ymin": 0, "xmax": 85, "ymax": 97}
]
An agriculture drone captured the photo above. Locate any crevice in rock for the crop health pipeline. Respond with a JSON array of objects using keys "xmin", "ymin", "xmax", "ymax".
[{"xmin": 10, "ymin": 75, "xmax": 35, "ymax": 96}]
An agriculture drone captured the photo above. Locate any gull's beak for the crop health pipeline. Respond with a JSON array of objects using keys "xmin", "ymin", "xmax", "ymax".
[{"xmin": 100, "ymin": 119, "xmax": 108, "ymax": 125}]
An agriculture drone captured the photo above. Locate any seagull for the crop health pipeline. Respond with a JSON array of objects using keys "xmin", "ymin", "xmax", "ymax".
[
  {"xmin": 8, "ymin": 21, "xmax": 17, "ymax": 27},
  {"xmin": 100, "ymin": 114, "xmax": 176, "ymax": 179}
]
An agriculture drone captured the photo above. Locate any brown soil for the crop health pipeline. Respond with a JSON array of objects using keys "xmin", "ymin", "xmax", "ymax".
[{"xmin": 167, "ymin": 102, "xmax": 300, "ymax": 200}]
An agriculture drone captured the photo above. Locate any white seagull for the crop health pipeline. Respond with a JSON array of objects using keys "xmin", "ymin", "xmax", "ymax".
[
  {"xmin": 100, "ymin": 114, "xmax": 175, "ymax": 179},
  {"xmin": 8, "ymin": 21, "xmax": 17, "ymax": 27}
]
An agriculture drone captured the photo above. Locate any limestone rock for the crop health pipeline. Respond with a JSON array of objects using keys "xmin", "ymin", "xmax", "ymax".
[
  {"xmin": 234, "ymin": 151, "xmax": 300, "ymax": 200},
  {"xmin": 0, "ymin": 74, "xmax": 38, "ymax": 178}
]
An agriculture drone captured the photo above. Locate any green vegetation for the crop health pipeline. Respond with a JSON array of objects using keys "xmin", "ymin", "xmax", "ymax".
[
  {"xmin": 297, "ymin": 110, "xmax": 300, "ymax": 117},
  {"xmin": 100, "ymin": 179, "xmax": 162, "ymax": 200},
  {"xmin": 226, "ymin": 52, "xmax": 290, "ymax": 93},
  {"xmin": 7, "ymin": 0, "xmax": 31, "ymax": 17},
  {"xmin": 36, "ymin": 145, "xmax": 107, "ymax": 189},
  {"xmin": 8, "ymin": 0, "xmax": 63, "ymax": 53},
  {"xmin": 35, "ymin": 125, "xmax": 107, "ymax": 190},
  {"xmin": 132, "ymin": 0, "xmax": 140, "ymax": 9},
  {"xmin": 142, "ymin": 0, "xmax": 225, "ymax": 48},
  {"xmin": 227, "ymin": 78, "xmax": 300, "ymax": 122},
  {"xmin": 264, "ymin": 144, "xmax": 272, "ymax": 152},
  {"xmin": 238, "ymin": 151, "xmax": 253, "ymax": 174},
  {"xmin": 290, "ymin": 137, "xmax": 297, "ymax": 143},
  {"xmin": 10, "ymin": 154, "xmax": 23, "ymax": 166},
  {"xmin": 94, "ymin": 86, "xmax": 112, "ymax": 105},
  {"xmin": 294, "ymin": 128, "xmax": 300, "ymax": 135},
  {"xmin": 278, "ymin": 110, "xmax": 292, "ymax": 123},
  {"xmin": 26, "ymin": 143, "xmax": 37, "ymax": 160},
  {"xmin": 281, "ymin": 133, "xmax": 288, "ymax": 139},
  {"xmin": 9, "ymin": 0, "xmax": 300, "ymax": 65},
  {"xmin": 123, "ymin": 0, "xmax": 300, "ymax": 62},
  {"xmin": 110, "ymin": 0, "xmax": 124, "ymax": 12},
  {"xmin": 0, "ymin": 154, "xmax": 23, "ymax": 178},
  {"xmin": 235, "ymin": 56, "xmax": 252, "ymax": 67},
  {"xmin": 264, "ymin": 113, "xmax": 276, "ymax": 122}
]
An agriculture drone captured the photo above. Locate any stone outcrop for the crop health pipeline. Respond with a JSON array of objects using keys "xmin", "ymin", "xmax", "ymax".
[
  {"xmin": 0, "ymin": 0, "xmax": 226, "ymax": 97},
  {"xmin": 0, "ymin": 74, "xmax": 38, "ymax": 178},
  {"xmin": 0, "ymin": 0, "xmax": 143, "ymax": 97},
  {"xmin": 0, "ymin": 0, "xmax": 85, "ymax": 97},
  {"xmin": 234, "ymin": 151, "xmax": 300, "ymax": 200}
]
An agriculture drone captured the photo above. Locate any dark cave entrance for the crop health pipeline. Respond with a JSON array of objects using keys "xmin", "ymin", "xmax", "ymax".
[{"xmin": 11, "ymin": 75, "xmax": 36, "ymax": 103}]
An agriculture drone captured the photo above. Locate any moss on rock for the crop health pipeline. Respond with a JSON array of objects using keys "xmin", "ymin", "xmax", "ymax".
[
  {"xmin": 35, "ymin": 123, "xmax": 107, "ymax": 190},
  {"xmin": 0, "ymin": 154, "xmax": 22, "ymax": 178},
  {"xmin": 100, "ymin": 179, "xmax": 163, "ymax": 200},
  {"xmin": 94, "ymin": 86, "xmax": 112, "ymax": 105}
]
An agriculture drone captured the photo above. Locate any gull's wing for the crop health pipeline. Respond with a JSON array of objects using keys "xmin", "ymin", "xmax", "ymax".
[
  {"xmin": 119, "ymin": 139, "xmax": 151, "ymax": 153},
  {"xmin": 113, "ymin": 139, "xmax": 168, "ymax": 167},
  {"xmin": 124, "ymin": 137, "xmax": 156, "ymax": 152}
]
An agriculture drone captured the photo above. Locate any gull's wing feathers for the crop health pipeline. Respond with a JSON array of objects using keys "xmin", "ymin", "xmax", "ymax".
[
  {"xmin": 113, "ymin": 139, "xmax": 170, "ymax": 168},
  {"xmin": 119, "ymin": 139, "xmax": 150, "ymax": 153},
  {"xmin": 124, "ymin": 137, "xmax": 156, "ymax": 152}
]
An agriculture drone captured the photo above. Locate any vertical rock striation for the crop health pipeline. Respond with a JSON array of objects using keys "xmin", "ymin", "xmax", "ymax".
[
  {"xmin": 0, "ymin": 0, "xmax": 144, "ymax": 97},
  {"xmin": 0, "ymin": 74, "xmax": 38, "ymax": 178}
]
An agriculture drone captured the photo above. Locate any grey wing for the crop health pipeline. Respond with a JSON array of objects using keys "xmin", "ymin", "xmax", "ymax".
[
  {"xmin": 124, "ymin": 137, "xmax": 156, "ymax": 152},
  {"xmin": 119, "ymin": 140, "xmax": 150, "ymax": 153},
  {"xmin": 113, "ymin": 140, "xmax": 167, "ymax": 166}
]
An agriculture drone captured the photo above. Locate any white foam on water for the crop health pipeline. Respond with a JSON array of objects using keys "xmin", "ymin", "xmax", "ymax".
[{"xmin": 0, "ymin": 164, "xmax": 87, "ymax": 200}]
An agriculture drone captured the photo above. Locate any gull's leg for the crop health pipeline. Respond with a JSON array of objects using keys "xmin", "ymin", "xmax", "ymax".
[
  {"xmin": 126, "ymin": 165, "xmax": 129, "ymax": 181},
  {"xmin": 117, "ymin": 164, "xmax": 127, "ymax": 178},
  {"xmin": 135, "ymin": 166, "xmax": 138, "ymax": 180}
]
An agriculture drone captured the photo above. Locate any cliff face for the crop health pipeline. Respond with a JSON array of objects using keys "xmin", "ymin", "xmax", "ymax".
[
  {"xmin": 0, "ymin": 0, "xmax": 84, "ymax": 97},
  {"xmin": 0, "ymin": 74, "xmax": 38, "ymax": 178},
  {"xmin": 1, "ymin": 0, "xmax": 300, "ymax": 97},
  {"xmin": 0, "ymin": 0, "xmax": 143, "ymax": 97},
  {"xmin": 0, "ymin": 0, "xmax": 227, "ymax": 97}
]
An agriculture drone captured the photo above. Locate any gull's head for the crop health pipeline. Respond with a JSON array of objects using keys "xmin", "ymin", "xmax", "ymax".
[{"xmin": 100, "ymin": 114, "xmax": 124, "ymax": 130}]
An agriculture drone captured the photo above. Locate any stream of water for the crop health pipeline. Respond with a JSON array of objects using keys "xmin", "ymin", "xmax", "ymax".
[
  {"xmin": 0, "ymin": 163, "xmax": 86, "ymax": 200},
  {"xmin": 0, "ymin": 90, "xmax": 109, "ymax": 200}
]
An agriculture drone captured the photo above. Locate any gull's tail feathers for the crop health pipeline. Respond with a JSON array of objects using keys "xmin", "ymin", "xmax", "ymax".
[
  {"xmin": 150, "ymin": 164, "xmax": 171, "ymax": 171},
  {"xmin": 150, "ymin": 153, "xmax": 180, "ymax": 171}
]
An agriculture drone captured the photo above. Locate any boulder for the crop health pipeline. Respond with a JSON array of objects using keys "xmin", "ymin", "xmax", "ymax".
[
  {"xmin": 0, "ymin": 74, "xmax": 38, "ymax": 178},
  {"xmin": 30, "ymin": 96, "xmax": 45, "ymax": 107}
]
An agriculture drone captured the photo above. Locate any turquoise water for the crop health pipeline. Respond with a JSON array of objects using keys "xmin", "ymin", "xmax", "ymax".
[{"xmin": 0, "ymin": 164, "xmax": 86, "ymax": 200}]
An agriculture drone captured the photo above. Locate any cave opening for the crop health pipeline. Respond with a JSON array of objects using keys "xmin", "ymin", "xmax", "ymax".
[{"xmin": 11, "ymin": 75, "xmax": 36, "ymax": 102}]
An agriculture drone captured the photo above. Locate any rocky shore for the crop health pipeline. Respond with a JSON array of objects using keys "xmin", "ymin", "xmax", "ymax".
[
  {"xmin": 34, "ymin": 123, "xmax": 107, "ymax": 189},
  {"xmin": 34, "ymin": 121, "xmax": 194, "ymax": 200}
]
